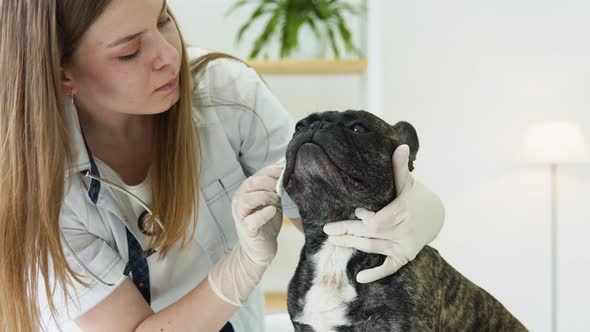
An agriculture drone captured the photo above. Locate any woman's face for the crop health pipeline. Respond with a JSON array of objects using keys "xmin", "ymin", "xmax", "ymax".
[{"xmin": 62, "ymin": 0, "xmax": 182, "ymax": 116}]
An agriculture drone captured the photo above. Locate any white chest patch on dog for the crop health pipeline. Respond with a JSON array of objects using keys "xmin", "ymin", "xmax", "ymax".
[{"xmin": 293, "ymin": 242, "xmax": 357, "ymax": 332}]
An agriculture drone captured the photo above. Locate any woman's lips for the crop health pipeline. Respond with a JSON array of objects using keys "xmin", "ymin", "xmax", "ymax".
[{"xmin": 156, "ymin": 74, "xmax": 179, "ymax": 93}]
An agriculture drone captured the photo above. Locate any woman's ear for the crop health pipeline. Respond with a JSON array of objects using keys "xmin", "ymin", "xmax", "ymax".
[{"xmin": 60, "ymin": 66, "xmax": 77, "ymax": 95}]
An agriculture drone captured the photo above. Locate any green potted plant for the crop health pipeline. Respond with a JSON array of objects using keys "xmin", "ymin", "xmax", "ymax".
[{"xmin": 226, "ymin": 0, "xmax": 365, "ymax": 59}]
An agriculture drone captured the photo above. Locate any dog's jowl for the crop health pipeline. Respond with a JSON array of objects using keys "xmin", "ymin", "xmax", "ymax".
[{"xmin": 283, "ymin": 110, "xmax": 528, "ymax": 332}]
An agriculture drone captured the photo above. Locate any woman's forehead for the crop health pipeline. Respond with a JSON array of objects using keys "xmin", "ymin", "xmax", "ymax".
[{"xmin": 83, "ymin": 0, "xmax": 166, "ymax": 49}]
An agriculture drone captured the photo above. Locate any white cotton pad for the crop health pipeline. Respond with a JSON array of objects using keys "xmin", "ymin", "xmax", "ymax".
[{"xmin": 276, "ymin": 164, "xmax": 286, "ymax": 198}]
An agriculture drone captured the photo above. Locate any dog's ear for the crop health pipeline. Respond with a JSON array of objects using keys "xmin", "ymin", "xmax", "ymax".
[{"xmin": 392, "ymin": 121, "xmax": 419, "ymax": 171}]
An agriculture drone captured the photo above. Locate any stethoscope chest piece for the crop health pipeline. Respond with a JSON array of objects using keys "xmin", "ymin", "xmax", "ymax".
[{"xmin": 138, "ymin": 210, "xmax": 157, "ymax": 236}]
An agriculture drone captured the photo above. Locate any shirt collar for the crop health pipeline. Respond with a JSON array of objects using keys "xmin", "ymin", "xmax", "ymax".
[{"xmin": 64, "ymin": 96, "xmax": 95, "ymax": 176}]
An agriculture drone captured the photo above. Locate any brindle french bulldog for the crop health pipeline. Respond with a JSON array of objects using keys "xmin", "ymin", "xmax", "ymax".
[{"xmin": 283, "ymin": 110, "xmax": 527, "ymax": 332}]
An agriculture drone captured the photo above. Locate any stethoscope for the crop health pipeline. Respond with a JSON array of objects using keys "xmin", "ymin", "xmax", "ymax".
[{"xmin": 59, "ymin": 170, "xmax": 165, "ymax": 287}]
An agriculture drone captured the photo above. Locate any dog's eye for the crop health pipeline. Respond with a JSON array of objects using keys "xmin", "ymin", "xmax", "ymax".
[
  {"xmin": 350, "ymin": 123, "xmax": 368, "ymax": 133},
  {"xmin": 295, "ymin": 122, "xmax": 305, "ymax": 132}
]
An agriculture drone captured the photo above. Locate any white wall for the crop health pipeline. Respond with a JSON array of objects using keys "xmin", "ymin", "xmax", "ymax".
[
  {"xmin": 370, "ymin": 1, "xmax": 590, "ymax": 331},
  {"xmin": 170, "ymin": 1, "xmax": 590, "ymax": 331}
]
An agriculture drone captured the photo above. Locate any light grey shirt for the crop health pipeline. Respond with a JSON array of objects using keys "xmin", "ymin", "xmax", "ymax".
[{"xmin": 39, "ymin": 53, "xmax": 300, "ymax": 331}]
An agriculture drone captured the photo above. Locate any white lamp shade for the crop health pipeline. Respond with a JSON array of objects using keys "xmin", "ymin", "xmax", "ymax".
[{"xmin": 521, "ymin": 122, "xmax": 589, "ymax": 164}]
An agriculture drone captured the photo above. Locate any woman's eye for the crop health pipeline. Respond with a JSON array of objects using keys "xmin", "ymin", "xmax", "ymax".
[
  {"xmin": 116, "ymin": 16, "xmax": 170, "ymax": 63},
  {"xmin": 119, "ymin": 50, "xmax": 139, "ymax": 61},
  {"xmin": 351, "ymin": 123, "xmax": 368, "ymax": 133},
  {"xmin": 158, "ymin": 16, "xmax": 171, "ymax": 28}
]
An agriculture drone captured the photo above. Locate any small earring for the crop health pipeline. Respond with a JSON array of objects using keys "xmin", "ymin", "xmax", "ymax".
[{"xmin": 69, "ymin": 91, "xmax": 76, "ymax": 109}]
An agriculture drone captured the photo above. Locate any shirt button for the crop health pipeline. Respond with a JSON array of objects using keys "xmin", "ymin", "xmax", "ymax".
[{"xmin": 137, "ymin": 282, "xmax": 144, "ymax": 288}]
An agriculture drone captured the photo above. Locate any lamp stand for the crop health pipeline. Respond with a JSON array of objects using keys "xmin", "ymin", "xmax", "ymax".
[{"xmin": 550, "ymin": 164, "xmax": 558, "ymax": 332}]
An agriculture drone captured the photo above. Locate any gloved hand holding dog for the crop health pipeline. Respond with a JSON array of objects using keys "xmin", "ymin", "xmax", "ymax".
[{"xmin": 324, "ymin": 144, "xmax": 445, "ymax": 283}]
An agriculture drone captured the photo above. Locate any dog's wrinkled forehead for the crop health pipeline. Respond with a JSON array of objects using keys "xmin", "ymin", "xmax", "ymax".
[
  {"xmin": 292, "ymin": 110, "xmax": 418, "ymax": 167},
  {"xmin": 295, "ymin": 110, "xmax": 394, "ymax": 137}
]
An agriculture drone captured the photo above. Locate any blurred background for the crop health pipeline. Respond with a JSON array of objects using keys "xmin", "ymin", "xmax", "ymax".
[{"xmin": 169, "ymin": 1, "xmax": 590, "ymax": 331}]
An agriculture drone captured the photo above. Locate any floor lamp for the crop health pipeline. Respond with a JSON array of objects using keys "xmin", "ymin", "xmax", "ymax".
[{"xmin": 521, "ymin": 122, "xmax": 589, "ymax": 332}]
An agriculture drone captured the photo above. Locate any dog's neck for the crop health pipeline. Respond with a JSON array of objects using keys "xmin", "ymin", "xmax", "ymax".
[
  {"xmin": 292, "ymin": 203, "xmax": 354, "ymax": 252},
  {"xmin": 299, "ymin": 217, "xmax": 349, "ymax": 257},
  {"xmin": 301, "ymin": 223, "xmax": 328, "ymax": 250}
]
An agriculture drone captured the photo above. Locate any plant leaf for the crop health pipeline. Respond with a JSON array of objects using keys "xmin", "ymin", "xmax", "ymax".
[
  {"xmin": 279, "ymin": 10, "xmax": 289, "ymax": 58},
  {"xmin": 334, "ymin": 3, "xmax": 364, "ymax": 16},
  {"xmin": 249, "ymin": 9, "xmax": 282, "ymax": 59},
  {"xmin": 326, "ymin": 25, "xmax": 340, "ymax": 59},
  {"xmin": 225, "ymin": 0, "xmax": 251, "ymax": 17},
  {"xmin": 235, "ymin": 0, "xmax": 365, "ymax": 59},
  {"xmin": 236, "ymin": 21, "xmax": 253, "ymax": 43},
  {"xmin": 335, "ymin": 11, "xmax": 364, "ymax": 57},
  {"xmin": 235, "ymin": 3, "xmax": 273, "ymax": 43},
  {"xmin": 314, "ymin": 1, "xmax": 331, "ymax": 20},
  {"xmin": 334, "ymin": 13, "xmax": 354, "ymax": 52},
  {"xmin": 281, "ymin": 10, "xmax": 304, "ymax": 58},
  {"xmin": 305, "ymin": 16, "xmax": 321, "ymax": 39}
]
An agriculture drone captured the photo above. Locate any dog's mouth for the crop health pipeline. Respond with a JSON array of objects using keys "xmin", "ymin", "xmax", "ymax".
[{"xmin": 284, "ymin": 142, "xmax": 368, "ymax": 193}]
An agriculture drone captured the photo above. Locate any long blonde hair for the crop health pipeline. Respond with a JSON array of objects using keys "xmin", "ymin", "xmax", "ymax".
[{"xmin": 0, "ymin": 1, "xmax": 227, "ymax": 330}]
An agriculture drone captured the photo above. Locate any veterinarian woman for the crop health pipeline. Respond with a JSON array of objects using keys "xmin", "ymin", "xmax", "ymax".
[{"xmin": 0, "ymin": 1, "xmax": 444, "ymax": 331}]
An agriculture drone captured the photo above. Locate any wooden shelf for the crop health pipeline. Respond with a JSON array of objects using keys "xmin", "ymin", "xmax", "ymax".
[
  {"xmin": 265, "ymin": 292, "xmax": 288, "ymax": 311},
  {"xmin": 246, "ymin": 59, "xmax": 368, "ymax": 75}
]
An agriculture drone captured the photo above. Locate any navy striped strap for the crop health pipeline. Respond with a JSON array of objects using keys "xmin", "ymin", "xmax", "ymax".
[
  {"xmin": 125, "ymin": 228, "xmax": 151, "ymax": 304},
  {"xmin": 220, "ymin": 322, "xmax": 234, "ymax": 332},
  {"xmin": 126, "ymin": 214, "xmax": 233, "ymax": 331}
]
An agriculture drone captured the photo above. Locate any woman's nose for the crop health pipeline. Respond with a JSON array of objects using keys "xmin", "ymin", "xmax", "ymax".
[{"xmin": 152, "ymin": 36, "xmax": 178, "ymax": 70}]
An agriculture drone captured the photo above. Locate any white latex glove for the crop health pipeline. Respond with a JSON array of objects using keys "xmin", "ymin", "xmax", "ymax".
[
  {"xmin": 323, "ymin": 145, "xmax": 444, "ymax": 283},
  {"xmin": 208, "ymin": 159, "xmax": 284, "ymax": 306}
]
